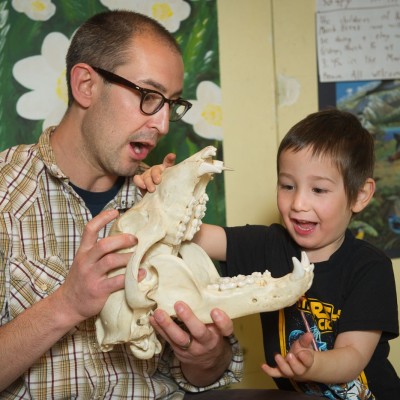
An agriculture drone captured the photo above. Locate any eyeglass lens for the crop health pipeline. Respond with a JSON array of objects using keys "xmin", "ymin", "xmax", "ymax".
[{"xmin": 141, "ymin": 93, "xmax": 189, "ymax": 121}]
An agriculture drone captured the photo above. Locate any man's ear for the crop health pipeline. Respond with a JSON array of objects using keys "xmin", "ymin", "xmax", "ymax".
[
  {"xmin": 70, "ymin": 64, "xmax": 97, "ymax": 108},
  {"xmin": 351, "ymin": 178, "xmax": 376, "ymax": 213}
]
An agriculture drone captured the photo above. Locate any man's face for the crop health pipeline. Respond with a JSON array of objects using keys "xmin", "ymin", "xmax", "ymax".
[{"xmin": 82, "ymin": 35, "xmax": 185, "ymax": 179}]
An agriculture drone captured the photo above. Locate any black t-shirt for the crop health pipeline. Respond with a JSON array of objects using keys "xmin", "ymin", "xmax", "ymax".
[
  {"xmin": 221, "ymin": 224, "xmax": 400, "ymax": 399},
  {"xmin": 70, "ymin": 177, "xmax": 125, "ymax": 217}
]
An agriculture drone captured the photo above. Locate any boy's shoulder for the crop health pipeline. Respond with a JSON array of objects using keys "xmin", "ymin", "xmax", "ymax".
[{"xmin": 343, "ymin": 229, "xmax": 392, "ymax": 267}]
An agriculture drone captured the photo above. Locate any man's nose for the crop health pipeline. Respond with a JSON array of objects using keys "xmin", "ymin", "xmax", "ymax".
[{"xmin": 150, "ymin": 103, "xmax": 170, "ymax": 136}]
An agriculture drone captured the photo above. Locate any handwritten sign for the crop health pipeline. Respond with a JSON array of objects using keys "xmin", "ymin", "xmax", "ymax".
[
  {"xmin": 317, "ymin": 0, "xmax": 400, "ymax": 12},
  {"xmin": 316, "ymin": 5, "xmax": 400, "ymax": 82}
]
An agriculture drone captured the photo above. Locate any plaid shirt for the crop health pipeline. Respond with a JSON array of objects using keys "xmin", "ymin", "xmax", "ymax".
[{"xmin": 0, "ymin": 128, "xmax": 243, "ymax": 399}]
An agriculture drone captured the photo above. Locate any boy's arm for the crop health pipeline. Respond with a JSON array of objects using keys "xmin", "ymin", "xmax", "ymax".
[
  {"xmin": 193, "ymin": 224, "xmax": 228, "ymax": 261},
  {"xmin": 262, "ymin": 330, "xmax": 381, "ymax": 384}
]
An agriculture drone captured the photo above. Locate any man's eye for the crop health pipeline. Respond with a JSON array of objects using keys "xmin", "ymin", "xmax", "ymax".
[{"xmin": 144, "ymin": 93, "xmax": 161, "ymax": 103}]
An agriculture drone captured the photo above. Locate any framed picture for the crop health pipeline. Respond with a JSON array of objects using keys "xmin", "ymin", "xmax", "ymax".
[{"xmin": 319, "ymin": 79, "xmax": 400, "ymax": 258}]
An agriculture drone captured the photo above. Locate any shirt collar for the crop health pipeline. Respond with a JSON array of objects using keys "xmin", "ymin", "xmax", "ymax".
[{"xmin": 38, "ymin": 126, "xmax": 143, "ymax": 211}]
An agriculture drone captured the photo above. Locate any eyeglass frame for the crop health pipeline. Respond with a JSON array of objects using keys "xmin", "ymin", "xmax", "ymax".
[{"xmin": 91, "ymin": 66, "xmax": 192, "ymax": 121}]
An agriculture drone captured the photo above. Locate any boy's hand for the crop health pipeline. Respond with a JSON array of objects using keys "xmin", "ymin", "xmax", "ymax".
[
  {"xmin": 261, "ymin": 332, "xmax": 315, "ymax": 381},
  {"xmin": 133, "ymin": 153, "xmax": 176, "ymax": 193}
]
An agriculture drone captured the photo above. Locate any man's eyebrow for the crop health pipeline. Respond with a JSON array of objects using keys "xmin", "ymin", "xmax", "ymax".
[{"xmin": 138, "ymin": 78, "xmax": 182, "ymax": 97}]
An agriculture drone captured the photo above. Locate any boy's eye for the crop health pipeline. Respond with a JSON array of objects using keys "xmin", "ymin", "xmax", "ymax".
[
  {"xmin": 313, "ymin": 187, "xmax": 327, "ymax": 194},
  {"xmin": 279, "ymin": 184, "xmax": 294, "ymax": 191}
]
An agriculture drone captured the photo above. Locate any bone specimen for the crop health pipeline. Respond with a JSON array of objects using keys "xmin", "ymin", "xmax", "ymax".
[{"xmin": 95, "ymin": 146, "xmax": 314, "ymax": 359}]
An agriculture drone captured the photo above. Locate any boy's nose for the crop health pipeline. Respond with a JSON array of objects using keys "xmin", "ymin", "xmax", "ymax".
[{"xmin": 291, "ymin": 191, "xmax": 308, "ymax": 211}]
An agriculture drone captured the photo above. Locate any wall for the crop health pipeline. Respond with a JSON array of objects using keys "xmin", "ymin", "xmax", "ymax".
[{"xmin": 217, "ymin": 0, "xmax": 400, "ymax": 389}]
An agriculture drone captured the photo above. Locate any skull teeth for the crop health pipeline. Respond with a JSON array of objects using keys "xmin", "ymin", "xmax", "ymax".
[
  {"xmin": 208, "ymin": 271, "xmax": 272, "ymax": 291},
  {"xmin": 175, "ymin": 194, "xmax": 208, "ymax": 242}
]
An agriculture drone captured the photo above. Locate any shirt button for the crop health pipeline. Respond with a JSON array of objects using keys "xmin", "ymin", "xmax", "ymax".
[{"xmin": 39, "ymin": 283, "xmax": 48, "ymax": 291}]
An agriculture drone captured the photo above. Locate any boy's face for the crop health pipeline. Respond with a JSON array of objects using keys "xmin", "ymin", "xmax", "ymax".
[{"xmin": 277, "ymin": 147, "xmax": 353, "ymax": 263}]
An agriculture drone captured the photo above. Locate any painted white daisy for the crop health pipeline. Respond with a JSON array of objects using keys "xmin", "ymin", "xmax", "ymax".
[
  {"xmin": 12, "ymin": 0, "xmax": 56, "ymax": 21},
  {"xmin": 12, "ymin": 32, "xmax": 69, "ymax": 129},
  {"xmin": 100, "ymin": 0, "xmax": 190, "ymax": 32},
  {"xmin": 182, "ymin": 81, "xmax": 223, "ymax": 141},
  {"xmin": 277, "ymin": 74, "xmax": 301, "ymax": 107}
]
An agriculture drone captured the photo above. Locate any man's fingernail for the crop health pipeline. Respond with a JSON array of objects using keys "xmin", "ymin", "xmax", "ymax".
[
  {"xmin": 175, "ymin": 303, "xmax": 184, "ymax": 314},
  {"xmin": 211, "ymin": 309, "xmax": 222, "ymax": 321},
  {"xmin": 153, "ymin": 310, "xmax": 164, "ymax": 323}
]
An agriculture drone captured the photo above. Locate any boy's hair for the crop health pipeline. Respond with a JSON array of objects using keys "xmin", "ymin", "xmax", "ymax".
[
  {"xmin": 277, "ymin": 108, "xmax": 375, "ymax": 207},
  {"xmin": 65, "ymin": 10, "xmax": 181, "ymax": 106}
]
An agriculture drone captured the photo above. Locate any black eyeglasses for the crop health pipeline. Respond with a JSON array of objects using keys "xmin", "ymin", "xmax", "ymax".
[{"xmin": 92, "ymin": 66, "xmax": 192, "ymax": 122}]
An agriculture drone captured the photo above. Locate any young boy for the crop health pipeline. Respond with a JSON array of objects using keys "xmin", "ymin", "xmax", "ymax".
[{"xmin": 137, "ymin": 109, "xmax": 399, "ymax": 399}]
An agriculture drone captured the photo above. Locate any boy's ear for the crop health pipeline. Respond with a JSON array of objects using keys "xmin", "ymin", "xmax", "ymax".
[
  {"xmin": 70, "ymin": 64, "xmax": 97, "ymax": 108},
  {"xmin": 351, "ymin": 178, "xmax": 375, "ymax": 213}
]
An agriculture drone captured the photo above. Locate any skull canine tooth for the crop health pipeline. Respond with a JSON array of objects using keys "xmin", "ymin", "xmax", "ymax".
[
  {"xmin": 198, "ymin": 162, "xmax": 224, "ymax": 176},
  {"xmin": 95, "ymin": 146, "xmax": 314, "ymax": 360}
]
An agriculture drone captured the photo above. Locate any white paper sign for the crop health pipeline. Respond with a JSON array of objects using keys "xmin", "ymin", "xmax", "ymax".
[
  {"xmin": 317, "ymin": 0, "xmax": 400, "ymax": 12},
  {"xmin": 316, "ymin": 5, "xmax": 400, "ymax": 82}
]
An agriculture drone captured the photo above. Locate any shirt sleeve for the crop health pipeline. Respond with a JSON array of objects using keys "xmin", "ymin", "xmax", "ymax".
[
  {"xmin": 0, "ymin": 192, "xmax": 12, "ymax": 326},
  {"xmin": 338, "ymin": 243, "xmax": 399, "ymax": 339},
  {"xmin": 160, "ymin": 334, "xmax": 243, "ymax": 392}
]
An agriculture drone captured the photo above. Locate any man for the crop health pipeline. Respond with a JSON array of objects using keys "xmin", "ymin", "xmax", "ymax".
[{"xmin": 0, "ymin": 11, "xmax": 242, "ymax": 399}]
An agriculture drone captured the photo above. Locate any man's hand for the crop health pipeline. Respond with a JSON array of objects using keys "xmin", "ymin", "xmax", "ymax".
[
  {"xmin": 134, "ymin": 153, "xmax": 176, "ymax": 193},
  {"xmin": 56, "ymin": 209, "xmax": 137, "ymax": 324},
  {"xmin": 150, "ymin": 301, "xmax": 233, "ymax": 386}
]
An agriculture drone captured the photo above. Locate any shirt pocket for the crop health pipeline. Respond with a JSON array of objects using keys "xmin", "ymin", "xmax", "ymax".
[{"xmin": 9, "ymin": 254, "xmax": 66, "ymax": 318}]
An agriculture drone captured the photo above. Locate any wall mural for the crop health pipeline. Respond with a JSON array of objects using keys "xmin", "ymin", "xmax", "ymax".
[
  {"xmin": 0, "ymin": 0, "xmax": 226, "ymax": 226},
  {"xmin": 319, "ymin": 79, "xmax": 400, "ymax": 259}
]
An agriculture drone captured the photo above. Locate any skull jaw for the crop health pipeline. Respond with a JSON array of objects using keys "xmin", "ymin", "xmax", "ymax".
[
  {"xmin": 95, "ymin": 146, "xmax": 314, "ymax": 359},
  {"xmin": 148, "ymin": 244, "xmax": 314, "ymax": 324},
  {"xmin": 96, "ymin": 243, "xmax": 313, "ymax": 360}
]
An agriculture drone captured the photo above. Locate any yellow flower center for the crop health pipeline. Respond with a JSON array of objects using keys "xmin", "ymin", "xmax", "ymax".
[
  {"xmin": 201, "ymin": 104, "xmax": 222, "ymax": 127},
  {"xmin": 31, "ymin": 0, "xmax": 46, "ymax": 12},
  {"xmin": 152, "ymin": 3, "xmax": 173, "ymax": 21},
  {"xmin": 56, "ymin": 69, "xmax": 68, "ymax": 104}
]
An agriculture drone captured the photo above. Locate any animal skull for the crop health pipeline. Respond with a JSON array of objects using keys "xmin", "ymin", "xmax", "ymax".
[{"xmin": 95, "ymin": 146, "xmax": 314, "ymax": 359}]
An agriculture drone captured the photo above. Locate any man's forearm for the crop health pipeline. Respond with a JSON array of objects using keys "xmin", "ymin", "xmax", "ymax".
[{"xmin": 0, "ymin": 289, "xmax": 80, "ymax": 391}]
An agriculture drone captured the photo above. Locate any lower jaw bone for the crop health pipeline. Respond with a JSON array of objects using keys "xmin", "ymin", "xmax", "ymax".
[
  {"xmin": 147, "ymin": 243, "xmax": 314, "ymax": 323},
  {"xmin": 96, "ymin": 241, "xmax": 314, "ymax": 359}
]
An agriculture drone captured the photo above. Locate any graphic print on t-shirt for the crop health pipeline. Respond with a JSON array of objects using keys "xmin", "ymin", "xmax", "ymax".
[{"xmin": 279, "ymin": 297, "xmax": 375, "ymax": 400}]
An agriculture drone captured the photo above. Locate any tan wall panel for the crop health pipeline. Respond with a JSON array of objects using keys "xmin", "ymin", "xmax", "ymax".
[{"xmin": 217, "ymin": 0, "xmax": 400, "ymax": 389}]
